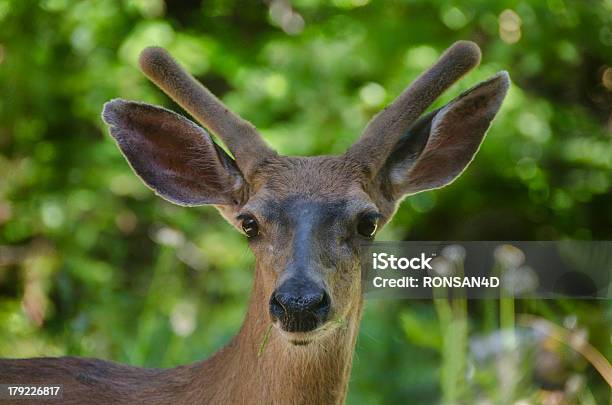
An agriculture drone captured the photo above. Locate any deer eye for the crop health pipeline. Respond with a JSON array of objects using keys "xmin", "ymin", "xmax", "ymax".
[
  {"xmin": 239, "ymin": 214, "xmax": 259, "ymax": 238},
  {"xmin": 357, "ymin": 213, "xmax": 379, "ymax": 238}
]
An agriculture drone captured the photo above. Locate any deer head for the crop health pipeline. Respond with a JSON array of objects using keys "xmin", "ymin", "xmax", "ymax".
[{"xmin": 102, "ymin": 41, "xmax": 509, "ymax": 346}]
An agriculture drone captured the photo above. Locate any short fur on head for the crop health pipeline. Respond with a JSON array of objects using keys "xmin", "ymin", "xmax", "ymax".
[
  {"xmin": 100, "ymin": 41, "xmax": 509, "ymax": 403},
  {"xmin": 0, "ymin": 41, "xmax": 509, "ymax": 405}
]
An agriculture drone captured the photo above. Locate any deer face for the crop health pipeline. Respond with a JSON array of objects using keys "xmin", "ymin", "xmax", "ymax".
[
  {"xmin": 232, "ymin": 157, "xmax": 373, "ymax": 340},
  {"xmin": 102, "ymin": 42, "xmax": 509, "ymax": 345}
]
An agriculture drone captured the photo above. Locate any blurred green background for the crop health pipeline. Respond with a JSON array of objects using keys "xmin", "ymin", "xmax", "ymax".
[{"xmin": 0, "ymin": 0, "xmax": 611, "ymax": 403}]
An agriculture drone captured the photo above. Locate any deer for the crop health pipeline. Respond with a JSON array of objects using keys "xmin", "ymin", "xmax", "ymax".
[{"xmin": 0, "ymin": 40, "xmax": 509, "ymax": 404}]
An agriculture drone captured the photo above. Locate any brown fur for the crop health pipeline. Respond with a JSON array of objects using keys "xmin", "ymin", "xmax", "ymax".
[{"xmin": 0, "ymin": 42, "xmax": 510, "ymax": 405}]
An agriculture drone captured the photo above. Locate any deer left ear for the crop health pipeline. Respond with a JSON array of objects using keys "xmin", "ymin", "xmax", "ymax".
[
  {"xmin": 379, "ymin": 71, "xmax": 510, "ymax": 200},
  {"xmin": 102, "ymin": 99, "xmax": 245, "ymax": 207}
]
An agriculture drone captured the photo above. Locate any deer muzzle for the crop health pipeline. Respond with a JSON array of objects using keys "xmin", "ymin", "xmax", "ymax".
[{"xmin": 269, "ymin": 277, "xmax": 331, "ymax": 333}]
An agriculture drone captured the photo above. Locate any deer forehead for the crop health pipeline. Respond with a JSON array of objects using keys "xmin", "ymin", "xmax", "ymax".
[
  {"xmin": 239, "ymin": 156, "xmax": 378, "ymax": 226},
  {"xmin": 250, "ymin": 155, "xmax": 368, "ymax": 198}
]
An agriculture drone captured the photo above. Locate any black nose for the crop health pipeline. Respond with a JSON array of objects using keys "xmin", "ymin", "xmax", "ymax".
[{"xmin": 270, "ymin": 285, "xmax": 331, "ymax": 332}]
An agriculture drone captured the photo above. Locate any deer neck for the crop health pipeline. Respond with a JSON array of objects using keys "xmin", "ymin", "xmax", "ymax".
[{"xmin": 192, "ymin": 264, "xmax": 363, "ymax": 405}]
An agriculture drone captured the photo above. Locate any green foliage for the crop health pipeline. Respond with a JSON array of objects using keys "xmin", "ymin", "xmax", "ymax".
[{"xmin": 0, "ymin": 0, "xmax": 610, "ymax": 403}]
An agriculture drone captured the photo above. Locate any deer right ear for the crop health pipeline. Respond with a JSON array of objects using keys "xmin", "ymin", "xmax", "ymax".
[
  {"xmin": 377, "ymin": 71, "xmax": 509, "ymax": 201},
  {"xmin": 102, "ymin": 99, "xmax": 245, "ymax": 207}
]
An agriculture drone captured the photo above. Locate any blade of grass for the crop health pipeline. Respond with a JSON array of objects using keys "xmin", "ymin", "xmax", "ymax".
[{"xmin": 258, "ymin": 323, "xmax": 273, "ymax": 358}]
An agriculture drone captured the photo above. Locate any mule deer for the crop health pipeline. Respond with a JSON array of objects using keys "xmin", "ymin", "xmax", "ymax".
[{"xmin": 0, "ymin": 41, "xmax": 509, "ymax": 404}]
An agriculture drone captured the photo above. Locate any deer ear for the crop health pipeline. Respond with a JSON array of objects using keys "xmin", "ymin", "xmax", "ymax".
[
  {"xmin": 379, "ymin": 71, "xmax": 509, "ymax": 200},
  {"xmin": 102, "ymin": 99, "xmax": 245, "ymax": 206}
]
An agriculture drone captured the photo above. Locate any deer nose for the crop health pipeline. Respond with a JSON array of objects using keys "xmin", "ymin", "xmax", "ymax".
[{"xmin": 269, "ymin": 285, "xmax": 331, "ymax": 332}]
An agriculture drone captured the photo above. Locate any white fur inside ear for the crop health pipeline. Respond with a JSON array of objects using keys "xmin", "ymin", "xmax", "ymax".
[
  {"xmin": 388, "ymin": 103, "xmax": 449, "ymax": 188},
  {"xmin": 389, "ymin": 151, "xmax": 420, "ymax": 187}
]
